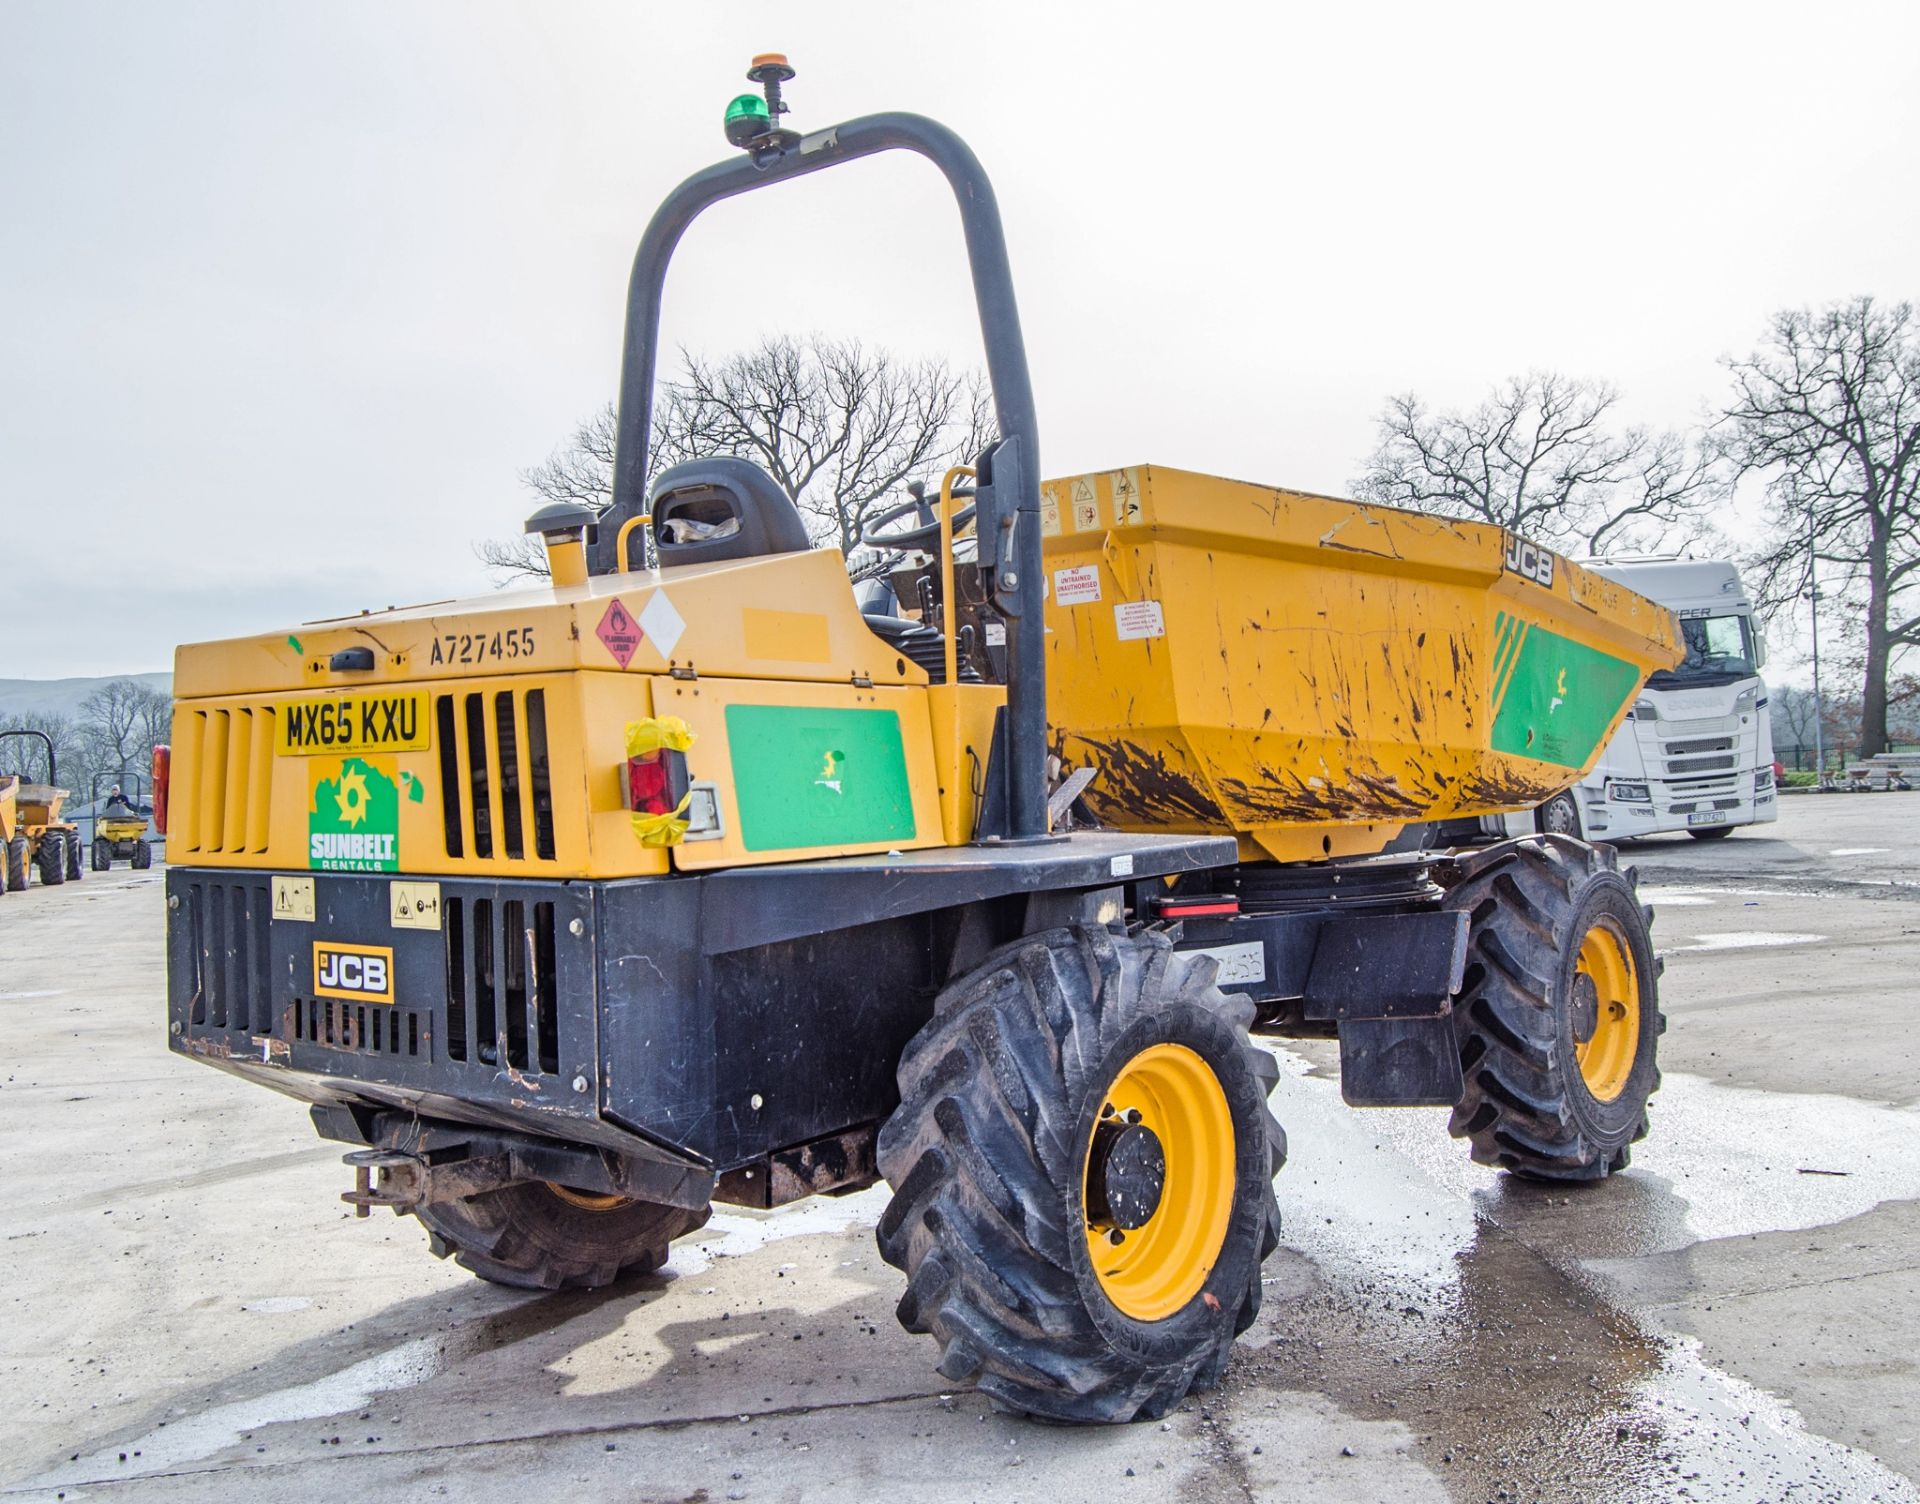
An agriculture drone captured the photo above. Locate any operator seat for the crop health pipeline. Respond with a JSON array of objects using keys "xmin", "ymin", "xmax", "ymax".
[{"xmin": 649, "ymin": 458, "xmax": 812, "ymax": 566}]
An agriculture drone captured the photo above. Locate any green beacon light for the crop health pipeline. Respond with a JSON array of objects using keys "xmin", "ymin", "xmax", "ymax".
[{"xmin": 723, "ymin": 92, "xmax": 770, "ymax": 148}]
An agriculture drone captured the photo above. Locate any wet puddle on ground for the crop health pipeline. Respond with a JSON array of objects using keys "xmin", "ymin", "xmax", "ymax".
[{"xmin": 1256, "ymin": 1046, "xmax": 1920, "ymax": 1501}]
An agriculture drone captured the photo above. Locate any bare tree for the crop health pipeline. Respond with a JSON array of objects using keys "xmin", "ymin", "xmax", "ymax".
[
  {"xmin": 1353, "ymin": 371, "xmax": 1716, "ymax": 555},
  {"xmin": 1766, "ymin": 684, "xmax": 1821, "ymax": 767},
  {"xmin": 1719, "ymin": 297, "xmax": 1920, "ymax": 758},
  {"xmin": 482, "ymin": 335, "xmax": 992, "ymax": 582},
  {"xmin": 79, "ymin": 680, "xmax": 170, "ymax": 787},
  {"xmin": 4, "ymin": 711, "xmax": 87, "ymax": 790}
]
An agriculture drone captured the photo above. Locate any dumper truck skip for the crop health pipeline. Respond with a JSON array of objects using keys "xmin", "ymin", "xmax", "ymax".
[{"xmin": 160, "ymin": 60, "xmax": 1681, "ymax": 1423}]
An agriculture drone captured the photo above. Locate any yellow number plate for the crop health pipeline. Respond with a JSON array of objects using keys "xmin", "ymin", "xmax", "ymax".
[{"xmin": 278, "ymin": 693, "xmax": 430, "ymax": 756}]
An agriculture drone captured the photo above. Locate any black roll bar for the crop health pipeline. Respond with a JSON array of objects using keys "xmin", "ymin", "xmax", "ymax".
[
  {"xmin": 0, "ymin": 729, "xmax": 57, "ymax": 787},
  {"xmin": 590, "ymin": 112, "xmax": 1049, "ymax": 842}
]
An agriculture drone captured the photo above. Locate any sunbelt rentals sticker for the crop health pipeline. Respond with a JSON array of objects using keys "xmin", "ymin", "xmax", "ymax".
[{"xmin": 309, "ymin": 753, "xmax": 402, "ymax": 872}]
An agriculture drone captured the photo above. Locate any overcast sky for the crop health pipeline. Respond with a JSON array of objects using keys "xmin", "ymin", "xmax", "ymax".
[{"xmin": 5, "ymin": 2, "xmax": 1917, "ymax": 679}]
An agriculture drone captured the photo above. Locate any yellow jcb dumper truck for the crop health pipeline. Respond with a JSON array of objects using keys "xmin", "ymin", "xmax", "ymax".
[
  {"xmin": 162, "ymin": 61, "xmax": 1680, "ymax": 1424},
  {"xmin": 0, "ymin": 730, "xmax": 83, "ymax": 891}
]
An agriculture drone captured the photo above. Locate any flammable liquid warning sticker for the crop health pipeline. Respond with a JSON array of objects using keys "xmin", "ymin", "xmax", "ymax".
[
  {"xmin": 309, "ymin": 753, "xmax": 402, "ymax": 872},
  {"xmin": 596, "ymin": 598, "xmax": 643, "ymax": 668}
]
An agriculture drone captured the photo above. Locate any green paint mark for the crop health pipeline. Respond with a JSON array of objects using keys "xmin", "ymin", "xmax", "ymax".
[
  {"xmin": 726, "ymin": 704, "xmax": 916, "ymax": 852},
  {"xmin": 1490, "ymin": 621, "xmax": 1642, "ymax": 770},
  {"xmin": 309, "ymin": 754, "xmax": 400, "ymax": 871},
  {"xmin": 400, "ymin": 770, "xmax": 426, "ymax": 804},
  {"xmin": 288, "ymin": 635, "xmax": 304, "ymax": 655}
]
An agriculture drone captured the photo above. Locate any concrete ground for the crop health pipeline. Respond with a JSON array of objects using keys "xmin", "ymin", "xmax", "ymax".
[{"xmin": 2, "ymin": 794, "xmax": 1916, "ymax": 1502}]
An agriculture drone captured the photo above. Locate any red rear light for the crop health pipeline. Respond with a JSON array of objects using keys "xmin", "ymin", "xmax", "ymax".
[
  {"xmin": 627, "ymin": 753, "xmax": 672, "ymax": 814},
  {"xmin": 151, "ymin": 744, "xmax": 171, "ymax": 835},
  {"xmin": 1153, "ymin": 895, "xmax": 1240, "ymax": 918}
]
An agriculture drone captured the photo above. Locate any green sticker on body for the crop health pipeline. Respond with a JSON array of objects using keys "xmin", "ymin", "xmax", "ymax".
[
  {"xmin": 725, "ymin": 705, "xmax": 916, "ymax": 852},
  {"xmin": 309, "ymin": 753, "xmax": 401, "ymax": 871},
  {"xmin": 1489, "ymin": 613, "xmax": 1643, "ymax": 770}
]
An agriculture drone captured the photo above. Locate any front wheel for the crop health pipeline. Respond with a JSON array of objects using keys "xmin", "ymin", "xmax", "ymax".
[
  {"xmin": 412, "ymin": 1183, "xmax": 709, "ymax": 1290},
  {"xmin": 93, "ymin": 837, "xmax": 113, "ymax": 871},
  {"xmin": 36, "ymin": 833, "xmax": 66, "ymax": 886},
  {"xmin": 876, "ymin": 925, "xmax": 1285, "ymax": 1423},
  {"xmin": 1442, "ymin": 835, "xmax": 1662, "ymax": 1180},
  {"xmin": 65, "ymin": 830, "xmax": 83, "ymax": 881},
  {"xmin": 4, "ymin": 836, "xmax": 26, "ymax": 893},
  {"xmin": 131, "ymin": 840, "xmax": 153, "ymax": 870},
  {"xmin": 1536, "ymin": 791, "xmax": 1582, "ymax": 838}
]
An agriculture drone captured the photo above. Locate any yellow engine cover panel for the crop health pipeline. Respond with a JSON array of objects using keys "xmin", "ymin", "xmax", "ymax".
[{"xmin": 1038, "ymin": 466, "xmax": 1682, "ymax": 862}]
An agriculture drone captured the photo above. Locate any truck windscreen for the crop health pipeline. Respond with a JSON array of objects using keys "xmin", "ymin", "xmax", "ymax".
[{"xmin": 1649, "ymin": 613, "xmax": 1756, "ymax": 687}]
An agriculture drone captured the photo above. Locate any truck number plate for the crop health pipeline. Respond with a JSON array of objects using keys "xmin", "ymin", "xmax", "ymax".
[
  {"xmin": 277, "ymin": 693, "xmax": 431, "ymax": 755},
  {"xmin": 1687, "ymin": 810, "xmax": 1726, "ymax": 826}
]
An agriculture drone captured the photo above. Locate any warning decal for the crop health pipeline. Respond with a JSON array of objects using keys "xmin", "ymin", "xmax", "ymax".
[
  {"xmin": 1054, "ymin": 566, "xmax": 1102, "ymax": 606},
  {"xmin": 596, "ymin": 598, "xmax": 643, "ymax": 668},
  {"xmin": 1114, "ymin": 600, "xmax": 1166, "ymax": 641}
]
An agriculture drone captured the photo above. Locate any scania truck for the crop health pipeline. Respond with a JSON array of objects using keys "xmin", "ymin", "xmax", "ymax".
[{"xmin": 1516, "ymin": 556, "xmax": 1776, "ymax": 842}]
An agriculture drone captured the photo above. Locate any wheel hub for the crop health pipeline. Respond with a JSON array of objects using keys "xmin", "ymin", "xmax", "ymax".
[
  {"xmin": 1086, "ymin": 1118, "xmax": 1167, "ymax": 1230},
  {"xmin": 1570, "ymin": 972, "xmax": 1600, "ymax": 1043}
]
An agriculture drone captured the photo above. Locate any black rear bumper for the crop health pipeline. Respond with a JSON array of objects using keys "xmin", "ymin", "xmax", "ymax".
[{"xmin": 165, "ymin": 832, "xmax": 1236, "ymax": 1179}]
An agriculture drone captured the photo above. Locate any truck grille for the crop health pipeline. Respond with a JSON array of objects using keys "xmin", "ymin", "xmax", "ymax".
[
  {"xmin": 435, "ymin": 689, "xmax": 556, "ymax": 864},
  {"xmin": 177, "ymin": 707, "xmax": 277, "ymax": 857}
]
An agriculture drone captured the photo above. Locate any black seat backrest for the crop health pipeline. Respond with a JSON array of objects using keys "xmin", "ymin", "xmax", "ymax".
[{"xmin": 648, "ymin": 458, "xmax": 812, "ymax": 566}]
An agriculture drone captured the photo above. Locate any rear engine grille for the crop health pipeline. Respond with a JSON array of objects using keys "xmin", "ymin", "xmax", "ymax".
[
  {"xmin": 443, "ymin": 895, "xmax": 559, "ymax": 1074},
  {"xmin": 436, "ymin": 689, "xmax": 555, "ymax": 863},
  {"xmin": 289, "ymin": 998, "xmax": 424, "ymax": 1058},
  {"xmin": 179, "ymin": 708, "xmax": 277, "ymax": 856},
  {"xmin": 186, "ymin": 878, "xmax": 274, "ymax": 1033}
]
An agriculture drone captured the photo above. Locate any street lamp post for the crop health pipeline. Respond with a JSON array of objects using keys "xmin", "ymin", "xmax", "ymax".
[{"xmin": 1807, "ymin": 506, "xmax": 1825, "ymax": 785}]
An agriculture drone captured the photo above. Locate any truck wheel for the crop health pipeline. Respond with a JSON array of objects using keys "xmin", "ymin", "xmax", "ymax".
[
  {"xmin": 4, "ymin": 836, "xmax": 25, "ymax": 893},
  {"xmin": 93, "ymin": 837, "xmax": 113, "ymax": 871},
  {"xmin": 36, "ymin": 833, "xmax": 66, "ymax": 886},
  {"xmin": 1687, "ymin": 825, "xmax": 1736, "ymax": 842},
  {"xmin": 131, "ymin": 840, "xmax": 153, "ymax": 869},
  {"xmin": 1442, "ymin": 835, "xmax": 1661, "ymax": 1181},
  {"xmin": 1536, "ymin": 791, "xmax": 1581, "ymax": 838},
  {"xmin": 876, "ymin": 924, "xmax": 1286, "ymax": 1423},
  {"xmin": 412, "ymin": 1183, "xmax": 709, "ymax": 1290},
  {"xmin": 65, "ymin": 831, "xmax": 83, "ymax": 881}
]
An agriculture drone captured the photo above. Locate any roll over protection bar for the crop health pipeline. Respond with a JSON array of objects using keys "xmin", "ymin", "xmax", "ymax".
[{"xmin": 590, "ymin": 110, "xmax": 1050, "ymax": 842}]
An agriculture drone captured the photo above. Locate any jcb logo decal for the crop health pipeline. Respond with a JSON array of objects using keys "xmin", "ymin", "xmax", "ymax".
[
  {"xmin": 313, "ymin": 941, "xmax": 395, "ymax": 1004},
  {"xmin": 1503, "ymin": 533, "xmax": 1556, "ymax": 589}
]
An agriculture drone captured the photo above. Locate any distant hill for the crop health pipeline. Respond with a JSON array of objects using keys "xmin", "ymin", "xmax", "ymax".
[{"xmin": 0, "ymin": 673, "xmax": 173, "ymax": 722}]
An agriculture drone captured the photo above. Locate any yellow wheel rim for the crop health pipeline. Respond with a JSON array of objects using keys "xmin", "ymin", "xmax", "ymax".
[
  {"xmin": 1572, "ymin": 917, "xmax": 1640, "ymax": 1102},
  {"xmin": 1083, "ymin": 1043, "xmax": 1235, "ymax": 1322},
  {"xmin": 545, "ymin": 1183, "xmax": 629, "ymax": 1212}
]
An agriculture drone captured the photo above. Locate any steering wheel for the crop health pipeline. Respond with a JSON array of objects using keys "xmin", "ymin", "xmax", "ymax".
[{"xmin": 860, "ymin": 488, "xmax": 976, "ymax": 553}]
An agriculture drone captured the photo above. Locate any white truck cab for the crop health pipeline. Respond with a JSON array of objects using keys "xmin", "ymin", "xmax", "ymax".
[{"xmin": 1509, "ymin": 556, "xmax": 1777, "ymax": 842}]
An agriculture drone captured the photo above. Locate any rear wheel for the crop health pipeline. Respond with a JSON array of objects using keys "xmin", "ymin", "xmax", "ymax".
[
  {"xmin": 412, "ymin": 1182, "xmax": 709, "ymax": 1290},
  {"xmin": 876, "ymin": 924, "xmax": 1285, "ymax": 1423},
  {"xmin": 93, "ymin": 837, "xmax": 113, "ymax": 871},
  {"xmin": 131, "ymin": 840, "xmax": 153, "ymax": 870},
  {"xmin": 1536, "ymin": 791, "xmax": 1582, "ymax": 838},
  {"xmin": 36, "ymin": 833, "xmax": 66, "ymax": 886},
  {"xmin": 1442, "ymin": 835, "xmax": 1661, "ymax": 1180},
  {"xmin": 1688, "ymin": 825, "xmax": 1736, "ymax": 841},
  {"xmin": 4, "ymin": 836, "xmax": 25, "ymax": 893},
  {"xmin": 64, "ymin": 830, "xmax": 83, "ymax": 881}
]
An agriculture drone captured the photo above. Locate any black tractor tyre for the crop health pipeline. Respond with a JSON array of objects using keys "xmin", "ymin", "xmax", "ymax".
[
  {"xmin": 36, "ymin": 833, "xmax": 66, "ymax": 886},
  {"xmin": 1687, "ymin": 825, "xmax": 1737, "ymax": 842},
  {"xmin": 4, "ymin": 836, "xmax": 25, "ymax": 894},
  {"xmin": 1536, "ymin": 791, "xmax": 1582, "ymax": 838},
  {"xmin": 875, "ymin": 924, "xmax": 1286, "ymax": 1424},
  {"xmin": 65, "ymin": 830, "xmax": 83, "ymax": 881},
  {"xmin": 412, "ymin": 1183, "xmax": 710, "ymax": 1291},
  {"xmin": 131, "ymin": 840, "xmax": 153, "ymax": 870},
  {"xmin": 1442, "ymin": 835, "xmax": 1662, "ymax": 1181},
  {"xmin": 93, "ymin": 837, "xmax": 113, "ymax": 872}
]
